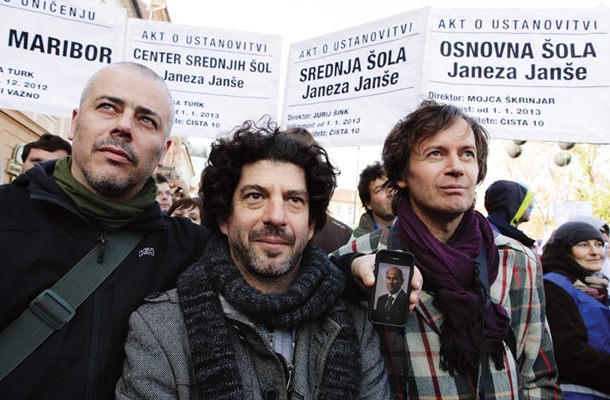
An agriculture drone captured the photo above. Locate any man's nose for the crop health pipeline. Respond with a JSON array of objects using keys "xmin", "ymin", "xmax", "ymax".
[
  {"xmin": 110, "ymin": 112, "xmax": 134, "ymax": 140},
  {"xmin": 445, "ymin": 153, "xmax": 465, "ymax": 175},
  {"xmin": 263, "ymin": 197, "xmax": 288, "ymax": 226}
]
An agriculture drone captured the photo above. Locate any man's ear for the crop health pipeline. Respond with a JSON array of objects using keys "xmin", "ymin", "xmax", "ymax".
[
  {"xmin": 68, "ymin": 108, "xmax": 78, "ymax": 140},
  {"xmin": 396, "ymin": 180, "xmax": 407, "ymax": 189},
  {"xmin": 218, "ymin": 218, "xmax": 228, "ymax": 235},
  {"xmin": 158, "ymin": 139, "xmax": 172, "ymax": 167},
  {"xmin": 308, "ymin": 222, "xmax": 315, "ymax": 241}
]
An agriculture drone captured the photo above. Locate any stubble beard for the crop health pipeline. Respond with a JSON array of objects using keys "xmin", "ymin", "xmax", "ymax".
[
  {"xmin": 229, "ymin": 225, "xmax": 307, "ymax": 278},
  {"xmin": 82, "ymin": 165, "xmax": 136, "ymax": 199},
  {"xmin": 73, "ymin": 120, "xmax": 162, "ymax": 199},
  {"xmin": 376, "ymin": 206, "xmax": 395, "ymax": 223}
]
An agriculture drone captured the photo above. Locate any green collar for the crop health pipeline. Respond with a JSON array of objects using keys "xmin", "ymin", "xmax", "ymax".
[{"xmin": 53, "ymin": 156, "xmax": 158, "ymax": 231}]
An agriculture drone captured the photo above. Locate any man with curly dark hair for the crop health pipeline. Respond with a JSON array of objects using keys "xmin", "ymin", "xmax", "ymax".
[
  {"xmin": 116, "ymin": 120, "xmax": 391, "ymax": 399},
  {"xmin": 353, "ymin": 161, "xmax": 395, "ymax": 239}
]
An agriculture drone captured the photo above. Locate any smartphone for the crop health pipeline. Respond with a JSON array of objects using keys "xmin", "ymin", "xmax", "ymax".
[{"xmin": 368, "ymin": 250, "xmax": 415, "ymax": 327}]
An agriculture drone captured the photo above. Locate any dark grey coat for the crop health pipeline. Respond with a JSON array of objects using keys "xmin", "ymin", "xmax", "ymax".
[{"xmin": 116, "ymin": 290, "xmax": 390, "ymax": 399}]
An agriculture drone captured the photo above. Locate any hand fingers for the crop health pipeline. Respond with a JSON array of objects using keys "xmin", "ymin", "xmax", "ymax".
[
  {"xmin": 409, "ymin": 266, "xmax": 422, "ymax": 313},
  {"xmin": 352, "ymin": 254, "xmax": 376, "ymax": 287}
]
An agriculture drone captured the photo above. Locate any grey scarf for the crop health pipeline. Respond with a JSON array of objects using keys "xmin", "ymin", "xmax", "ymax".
[{"xmin": 177, "ymin": 235, "xmax": 362, "ymax": 399}]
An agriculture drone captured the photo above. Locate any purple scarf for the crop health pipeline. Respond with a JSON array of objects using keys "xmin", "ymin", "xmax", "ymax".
[{"xmin": 396, "ymin": 197, "xmax": 510, "ymax": 374}]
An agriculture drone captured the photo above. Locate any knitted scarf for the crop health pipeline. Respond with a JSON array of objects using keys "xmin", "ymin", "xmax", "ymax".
[
  {"xmin": 541, "ymin": 244, "xmax": 610, "ymax": 305},
  {"xmin": 396, "ymin": 197, "xmax": 510, "ymax": 375},
  {"xmin": 176, "ymin": 235, "xmax": 362, "ymax": 399},
  {"xmin": 575, "ymin": 276, "xmax": 609, "ymax": 305}
]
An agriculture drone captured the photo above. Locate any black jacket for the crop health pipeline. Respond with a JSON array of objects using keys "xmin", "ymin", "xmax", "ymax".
[
  {"xmin": 484, "ymin": 180, "xmax": 536, "ymax": 248},
  {"xmin": 0, "ymin": 161, "xmax": 211, "ymax": 400},
  {"xmin": 372, "ymin": 290, "xmax": 409, "ymax": 325}
]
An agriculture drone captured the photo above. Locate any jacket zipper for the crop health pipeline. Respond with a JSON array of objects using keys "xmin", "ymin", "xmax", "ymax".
[
  {"xmin": 85, "ymin": 231, "xmax": 108, "ymax": 399},
  {"xmin": 97, "ymin": 231, "xmax": 108, "ymax": 263},
  {"xmin": 230, "ymin": 316, "xmax": 296, "ymax": 394}
]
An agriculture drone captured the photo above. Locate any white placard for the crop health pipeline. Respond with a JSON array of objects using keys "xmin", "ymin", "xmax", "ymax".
[
  {"xmin": 124, "ymin": 19, "xmax": 282, "ymax": 138},
  {"xmin": 0, "ymin": 0, "xmax": 126, "ymax": 116},
  {"xmin": 426, "ymin": 8, "xmax": 610, "ymax": 144},
  {"xmin": 554, "ymin": 200, "xmax": 593, "ymax": 227},
  {"xmin": 281, "ymin": 8, "xmax": 429, "ymax": 148}
]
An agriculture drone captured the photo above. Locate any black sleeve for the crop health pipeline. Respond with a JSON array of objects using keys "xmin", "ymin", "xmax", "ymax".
[{"xmin": 330, "ymin": 252, "xmax": 369, "ymax": 302}]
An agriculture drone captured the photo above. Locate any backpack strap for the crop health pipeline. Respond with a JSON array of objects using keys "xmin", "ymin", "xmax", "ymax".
[{"xmin": 0, "ymin": 230, "xmax": 144, "ymax": 381}]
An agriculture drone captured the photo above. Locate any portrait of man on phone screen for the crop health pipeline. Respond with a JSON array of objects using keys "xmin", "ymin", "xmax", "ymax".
[{"xmin": 373, "ymin": 266, "xmax": 409, "ymax": 324}]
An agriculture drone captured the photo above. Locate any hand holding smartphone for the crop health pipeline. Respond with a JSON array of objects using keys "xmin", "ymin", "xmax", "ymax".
[{"xmin": 368, "ymin": 250, "xmax": 415, "ymax": 327}]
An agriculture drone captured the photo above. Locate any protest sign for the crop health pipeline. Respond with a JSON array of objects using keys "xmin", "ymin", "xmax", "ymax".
[
  {"xmin": 124, "ymin": 19, "xmax": 282, "ymax": 137},
  {"xmin": 282, "ymin": 8, "xmax": 428, "ymax": 148},
  {"xmin": 0, "ymin": 0, "xmax": 126, "ymax": 116},
  {"xmin": 554, "ymin": 201, "xmax": 594, "ymax": 227},
  {"xmin": 425, "ymin": 8, "xmax": 610, "ymax": 144},
  {"xmin": 2, "ymin": 2, "xmax": 609, "ymax": 145}
]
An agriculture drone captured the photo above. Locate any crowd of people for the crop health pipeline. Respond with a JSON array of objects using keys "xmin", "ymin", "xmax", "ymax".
[{"xmin": 1, "ymin": 61, "xmax": 609, "ymax": 400}]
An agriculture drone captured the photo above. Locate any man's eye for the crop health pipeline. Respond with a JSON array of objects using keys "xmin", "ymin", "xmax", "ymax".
[
  {"xmin": 141, "ymin": 116, "xmax": 157, "ymax": 128},
  {"xmin": 289, "ymin": 197, "xmax": 304, "ymax": 204},
  {"xmin": 246, "ymin": 193, "xmax": 262, "ymax": 200}
]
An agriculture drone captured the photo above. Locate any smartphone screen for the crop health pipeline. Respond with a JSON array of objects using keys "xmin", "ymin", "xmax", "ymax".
[{"xmin": 368, "ymin": 250, "xmax": 415, "ymax": 327}]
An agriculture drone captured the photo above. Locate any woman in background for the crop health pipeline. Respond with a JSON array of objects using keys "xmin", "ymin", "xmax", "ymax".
[
  {"xmin": 541, "ymin": 221, "xmax": 610, "ymax": 399},
  {"xmin": 168, "ymin": 198, "xmax": 201, "ymax": 225}
]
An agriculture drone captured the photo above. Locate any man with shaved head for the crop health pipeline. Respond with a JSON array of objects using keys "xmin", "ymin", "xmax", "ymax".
[{"xmin": 0, "ymin": 63, "xmax": 210, "ymax": 399}]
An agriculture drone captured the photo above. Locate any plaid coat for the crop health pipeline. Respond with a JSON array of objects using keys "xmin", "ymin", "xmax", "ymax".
[{"xmin": 334, "ymin": 225, "xmax": 562, "ymax": 400}]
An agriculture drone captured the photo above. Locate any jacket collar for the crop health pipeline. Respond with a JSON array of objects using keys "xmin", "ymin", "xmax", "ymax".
[{"xmin": 14, "ymin": 159, "xmax": 167, "ymax": 231}]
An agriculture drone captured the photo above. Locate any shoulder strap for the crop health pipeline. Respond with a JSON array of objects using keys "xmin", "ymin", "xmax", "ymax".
[
  {"xmin": 0, "ymin": 230, "xmax": 144, "ymax": 381},
  {"xmin": 543, "ymin": 272, "xmax": 583, "ymax": 308},
  {"xmin": 543, "ymin": 272, "xmax": 572, "ymax": 287}
]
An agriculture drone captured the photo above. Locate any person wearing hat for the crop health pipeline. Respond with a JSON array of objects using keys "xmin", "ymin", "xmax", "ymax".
[
  {"xmin": 569, "ymin": 215, "xmax": 610, "ymax": 278},
  {"xmin": 541, "ymin": 221, "xmax": 610, "ymax": 399},
  {"xmin": 484, "ymin": 180, "xmax": 536, "ymax": 249}
]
